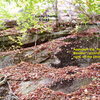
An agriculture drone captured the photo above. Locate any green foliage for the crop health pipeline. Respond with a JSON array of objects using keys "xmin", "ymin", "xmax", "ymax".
[
  {"xmin": 0, "ymin": 0, "xmax": 54, "ymax": 46},
  {"xmin": 73, "ymin": 0, "xmax": 100, "ymax": 23},
  {"xmin": 8, "ymin": 36, "xmax": 23, "ymax": 45},
  {"xmin": 0, "ymin": 0, "xmax": 54, "ymax": 30},
  {"xmin": 0, "ymin": 0, "xmax": 19, "ymax": 28}
]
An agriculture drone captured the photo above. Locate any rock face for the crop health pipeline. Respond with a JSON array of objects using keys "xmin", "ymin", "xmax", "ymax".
[
  {"xmin": 0, "ymin": 34, "xmax": 99, "ymax": 69},
  {"xmin": 0, "ymin": 27, "xmax": 71, "ymax": 51},
  {"xmin": 49, "ymin": 77, "xmax": 92, "ymax": 93},
  {"xmin": 0, "ymin": 37, "xmax": 68, "ymax": 68}
]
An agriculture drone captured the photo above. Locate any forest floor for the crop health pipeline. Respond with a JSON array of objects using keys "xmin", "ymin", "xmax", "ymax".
[{"xmin": 0, "ymin": 22, "xmax": 99, "ymax": 100}]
